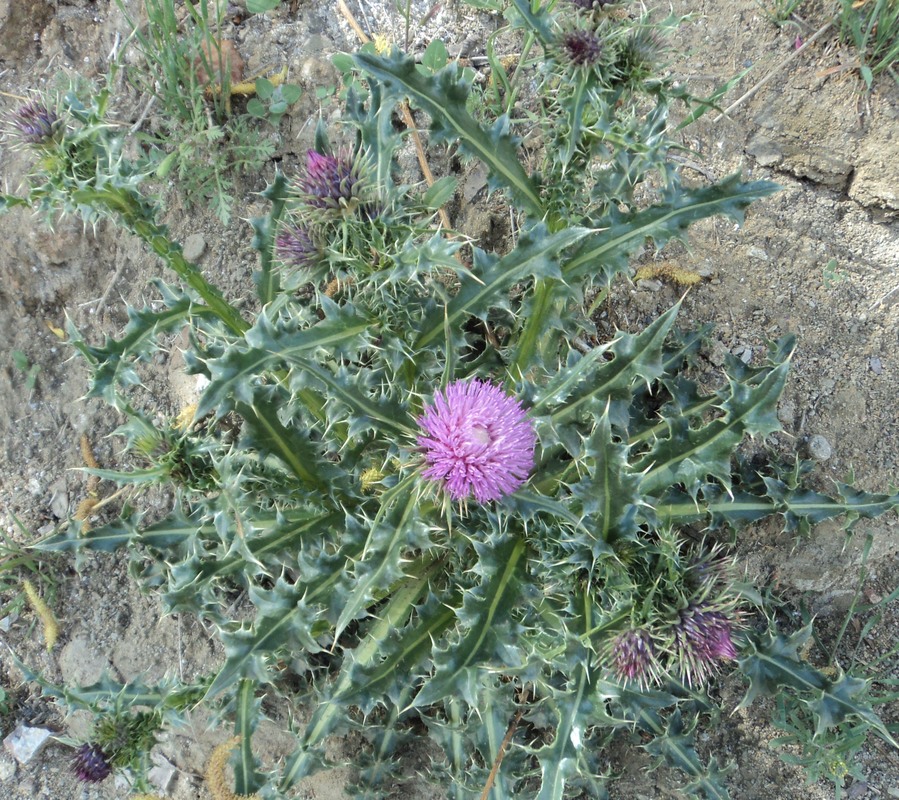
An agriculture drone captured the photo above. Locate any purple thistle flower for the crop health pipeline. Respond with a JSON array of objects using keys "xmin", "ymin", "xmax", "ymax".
[
  {"xmin": 671, "ymin": 604, "xmax": 737, "ymax": 686},
  {"xmin": 610, "ymin": 628, "xmax": 657, "ymax": 687},
  {"xmin": 299, "ymin": 149, "xmax": 361, "ymax": 211},
  {"xmin": 71, "ymin": 743, "xmax": 112, "ymax": 783},
  {"xmin": 275, "ymin": 223, "xmax": 319, "ymax": 269},
  {"xmin": 11, "ymin": 101, "xmax": 59, "ymax": 145},
  {"xmin": 560, "ymin": 30, "xmax": 603, "ymax": 68},
  {"xmin": 417, "ymin": 379, "xmax": 536, "ymax": 503}
]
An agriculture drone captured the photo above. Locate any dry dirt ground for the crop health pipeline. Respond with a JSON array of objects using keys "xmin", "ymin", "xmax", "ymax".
[{"xmin": 0, "ymin": 1, "xmax": 898, "ymax": 798}]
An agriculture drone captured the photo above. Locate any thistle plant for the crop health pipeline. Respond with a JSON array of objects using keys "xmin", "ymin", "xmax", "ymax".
[{"xmin": 4, "ymin": 1, "xmax": 899, "ymax": 798}]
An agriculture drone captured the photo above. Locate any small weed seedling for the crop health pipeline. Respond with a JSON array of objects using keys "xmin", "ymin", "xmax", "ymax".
[
  {"xmin": 822, "ymin": 257, "xmax": 850, "ymax": 288},
  {"xmin": 757, "ymin": 0, "xmax": 805, "ymax": 26},
  {"xmin": 246, "ymin": 75, "xmax": 303, "ymax": 127},
  {"xmin": 836, "ymin": 0, "xmax": 899, "ymax": 87},
  {"xmin": 10, "ymin": 349, "xmax": 40, "ymax": 396},
  {"xmin": 117, "ymin": 0, "xmax": 276, "ymax": 222}
]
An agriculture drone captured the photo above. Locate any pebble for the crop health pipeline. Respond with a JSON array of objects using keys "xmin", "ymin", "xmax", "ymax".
[
  {"xmin": 870, "ymin": 356, "xmax": 883, "ymax": 374},
  {"xmin": 148, "ymin": 753, "xmax": 177, "ymax": 792},
  {"xmin": 182, "ymin": 234, "xmax": 206, "ymax": 263},
  {"xmin": 3, "ymin": 724, "xmax": 52, "ymax": 764},
  {"xmin": 777, "ymin": 400, "xmax": 795, "ymax": 427},
  {"xmin": 847, "ymin": 781, "xmax": 868, "ymax": 799},
  {"xmin": 806, "ymin": 434, "xmax": 833, "ymax": 462},
  {"xmin": 48, "ymin": 477, "xmax": 68, "ymax": 519},
  {"xmin": 0, "ymin": 752, "xmax": 17, "ymax": 781}
]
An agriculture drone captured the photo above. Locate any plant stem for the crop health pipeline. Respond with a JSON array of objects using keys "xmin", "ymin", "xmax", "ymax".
[{"xmin": 78, "ymin": 187, "xmax": 249, "ymax": 335}]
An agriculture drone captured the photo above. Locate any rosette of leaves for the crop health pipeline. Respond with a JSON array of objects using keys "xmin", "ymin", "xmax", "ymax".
[{"xmin": 8, "ymin": 12, "xmax": 898, "ymax": 800}]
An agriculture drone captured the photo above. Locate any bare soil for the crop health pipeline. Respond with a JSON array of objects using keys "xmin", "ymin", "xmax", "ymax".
[{"xmin": 0, "ymin": 1, "xmax": 897, "ymax": 798}]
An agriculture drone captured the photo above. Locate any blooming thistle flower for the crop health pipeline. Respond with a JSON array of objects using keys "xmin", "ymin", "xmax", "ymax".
[
  {"xmin": 298, "ymin": 149, "xmax": 362, "ymax": 211},
  {"xmin": 275, "ymin": 222, "xmax": 319, "ymax": 269},
  {"xmin": 11, "ymin": 101, "xmax": 60, "ymax": 146},
  {"xmin": 670, "ymin": 604, "xmax": 738, "ymax": 687},
  {"xmin": 417, "ymin": 379, "xmax": 536, "ymax": 504},
  {"xmin": 71, "ymin": 743, "xmax": 112, "ymax": 783},
  {"xmin": 609, "ymin": 628, "xmax": 658, "ymax": 688},
  {"xmin": 560, "ymin": 30, "xmax": 604, "ymax": 68}
]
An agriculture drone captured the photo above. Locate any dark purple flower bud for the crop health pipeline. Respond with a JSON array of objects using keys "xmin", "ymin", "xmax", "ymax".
[
  {"xmin": 560, "ymin": 30, "xmax": 603, "ymax": 68},
  {"xmin": 11, "ymin": 101, "xmax": 59, "ymax": 145},
  {"xmin": 275, "ymin": 223, "xmax": 319, "ymax": 269},
  {"xmin": 71, "ymin": 743, "xmax": 112, "ymax": 783},
  {"xmin": 298, "ymin": 149, "xmax": 361, "ymax": 211},
  {"xmin": 671, "ymin": 604, "xmax": 737, "ymax": 687},
  {"xmin": 610, "ymin": 628, "xmax": 657, "ymax": 687}
]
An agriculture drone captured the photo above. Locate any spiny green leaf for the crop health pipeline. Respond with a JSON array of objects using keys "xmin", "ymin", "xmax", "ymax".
[
  {"xmin": 563, "ymin": 176, "xmax": 780, "ymax": 282},
  {"xmin": 412, "ymin": 536, "xmax": 527, "ymax": 708},
  {"xmin": 279, "ymin": 566, "xmax": 434, "ymax": 789},
  {"xmin": 69, "ymin": 289, "xmax": 198, "ymax": 405},
  {"xmin": 334, "ymin": 478, "xmax": 428, "ymax": 638},
  {"xmin": 640, "ymin": 709, "xmax": 732, "ymax": 800},
  {"xmin": 738, "ymin": 626, "xmax": 898, "ymax": 748},
  {"xmin": 533, "ymin": 302, "xmax": 680, "ymax": 437},
  {"xmin": 636, "ymin": 360, "xmax": 790, "ymax": 496},
  {"xmin": 250, "ymin": 171, "xmax": 290, "ymax": 304},
  {"xmin": 341, "ymin": 589, "xmax": 459, "ymax": 708},
  {"xmin": 197, "ymin": 301, "xmax": 373, "ymax": 418},
  {"xmin": 355, "ymin": 49, "xmax": 543, "ymax": 215},
  {"xmin": 236, "ymin": 392, "xmax": 338, "ymax": 495},
  {"xmin": 570, "ymin": 407, "xmax": 643, "ymax": 548},
  {"xmin": 207, "ymin": 577, "xmax": 323, "ymax": 697},
  {"xmin": 415, "ymin": 224, "xmax": 591, "ymax": 352}
]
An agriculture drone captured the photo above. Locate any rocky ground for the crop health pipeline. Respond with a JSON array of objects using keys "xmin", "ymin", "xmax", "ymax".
[{"xmin": 0, "ymin": 0, "xmax": 897, "ymax": 798}]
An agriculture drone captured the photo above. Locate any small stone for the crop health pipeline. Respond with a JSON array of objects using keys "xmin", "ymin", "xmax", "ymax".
[
  {"xmin": 707, "ymin": 340, "xmax": 729, "ymax": 367},
  {"xmin": 806, "ymin": 434, "xmax": 833, "ymax": 462},
  {"xmin": 182, "ymin": 234, "xmax": 206, "ymax": 263},
  {"xmin": 0, "ymin": 752, "xmax": 17, "ymax": 781},
  {"xmin": 3, "ymin": 724, "xmax": 53, "ymax": 764},
  {"xmin": 748, "ymin": 246, "xmax": 769, "ymax": 261},
  {"xmin": 636, "ymin": 278, "xmax": 662, "ymax": 292},
  {"xmin": 148, "ymin": 752, "xmax": 177, "ymax": 792},
  {"xmin": 869, "ymin": 356, "xmax": 883, "ymax": 375},
  {"xmin": 777, "ymin": 400, "xmax": 795, "ymax": 427},
  {"xmin": 847, "ymin": 781, "xmax": 869, "ymax": 799},
  {"xmin": 48, "ymin": 477, "xmax": 68, "ymax": 519}
]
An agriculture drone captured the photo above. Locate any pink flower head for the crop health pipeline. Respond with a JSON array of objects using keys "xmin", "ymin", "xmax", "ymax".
[{"xmin": 417, "ymin": 379, "xmax": 536, "ymax": 503}]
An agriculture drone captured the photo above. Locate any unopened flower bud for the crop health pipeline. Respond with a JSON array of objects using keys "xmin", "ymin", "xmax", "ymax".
[
  {"xmin": 12, "ymin": 101, "xmax": 59, "ymax": 146},
  {"xmin": 71, "ymin": 743, "xmax": 112, "ymax": 783}
]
